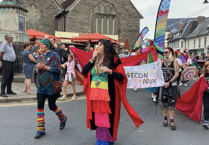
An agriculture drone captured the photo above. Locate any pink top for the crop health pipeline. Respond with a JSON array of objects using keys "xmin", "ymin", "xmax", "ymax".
[{"xmin": 65, "ymin": 61, "xmax": 75, "ymax": 77}]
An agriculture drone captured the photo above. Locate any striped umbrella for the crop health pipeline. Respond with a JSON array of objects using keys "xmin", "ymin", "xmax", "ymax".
[{"xmin": 181, "ymin": 66, "xmax": 196, "ymax": 81}]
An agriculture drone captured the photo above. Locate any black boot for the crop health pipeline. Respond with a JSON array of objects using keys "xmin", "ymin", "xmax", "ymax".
[
  {"xmin": 35, "ymin": 131, "xmax": 45, "ymax": 139},
  {"xmin": 59, "ymin": 117, "xmax": 67, "ymax": 130}
]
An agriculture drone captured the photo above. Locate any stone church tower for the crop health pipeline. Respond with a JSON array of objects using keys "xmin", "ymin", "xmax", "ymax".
[{"xmin": 20, "ymin": 0, "xmax": 143, "ymax": 47}]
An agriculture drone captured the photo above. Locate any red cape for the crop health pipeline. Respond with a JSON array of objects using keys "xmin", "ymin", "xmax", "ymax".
[
  {"xmin": 83, "ymin": 63, "xmax": 144, "ymax": 141},
  {"xmin": 176, "ymin": 77, "xmax": 208, "ymax": 123}
]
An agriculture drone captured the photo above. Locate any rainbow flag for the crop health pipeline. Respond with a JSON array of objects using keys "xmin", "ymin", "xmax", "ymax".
[
  {"xmin": 133, "ymin": 27, "xmax": 149, "ymax": 49},
  {"xmin": 154, "ymin": 0, "xmax": 172, "ymax": 50}
]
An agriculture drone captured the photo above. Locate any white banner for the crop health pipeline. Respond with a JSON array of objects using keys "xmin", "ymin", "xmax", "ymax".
[{"xmin": 124, "ymin": 59, "xmax": 165, "ymax": 89}]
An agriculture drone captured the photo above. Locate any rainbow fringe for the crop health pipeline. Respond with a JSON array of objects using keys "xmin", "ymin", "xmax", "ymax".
[
  {"xmin": 37, "ymin": 109, "xmax": 45, "ymax": 133},
  {"xmin": 54, "ymin": 107, "xmax": 66, "ymax": 122}
]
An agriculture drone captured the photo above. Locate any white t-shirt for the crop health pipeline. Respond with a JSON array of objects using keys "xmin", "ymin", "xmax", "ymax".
[
  {"xmin": 176, "ymin": 58, "xmax": 182, "ymax": 72},
  {"xmin": 187, "ymin": 58, "xmax": 193, "ymax": 64}
]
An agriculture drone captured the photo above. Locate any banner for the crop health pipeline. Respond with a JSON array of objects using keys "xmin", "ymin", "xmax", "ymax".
[
  {"xmin": 133, "ymin": 27, "xmax": 149, "ymax": 49},
  {"xmin": 154, "ymin": 0, "xmax": 172, "ymax": 50},
  {"xmin": 124, "ymin": 59, "xmax": 165, "ymax": 89}
]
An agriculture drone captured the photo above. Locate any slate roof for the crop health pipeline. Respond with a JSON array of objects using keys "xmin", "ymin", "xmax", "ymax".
[
  {"xmin": 61, "ymin": 0, "xmax": 75, "ymax": 10},
  {"xmin": 169, "ymin": 20, "xmax": 198, "ymax": 42},
  {"xmin": 166, "ymin": 18, "xmax": 197, "ymax": 31},
  {"xmin": 186, "ymin": 17, "xmax": 209, "ymax": 39}
]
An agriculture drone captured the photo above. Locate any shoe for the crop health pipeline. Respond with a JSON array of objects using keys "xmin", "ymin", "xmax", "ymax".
[
  {"xmin": 184, "ymin": 83, "xmax": 187, "ymax": 87},
  {"xmin": 203, "ymin": 120, "xmax": 209, "ymax": 129},
  {"xmin": 7, "ymin": 91, "xmax": 17, "ymax": 95},
  {"xmin": 34, "ymin": 131, "xmax": 45, "ymax": 139},
  {"xmin": 1, "ymin": 93, "xmax": 8, "ymax": 97},
  {"xmin": 72, "ymin": 95, "xmax": 76, "ymax": 101},
  {"xmin": 163, "ymin": 120, "xmax": 168, "ymax": 127},
  {"xmin": 179, "ymin": 83, "xmax": 183, "ymax": 86},
  {"xmin": 59, "ymin": 95, "xmax": 68, "ymax": 101},
  {"xmin": 60, "ymin": 117, "xmax": 67, "ymax": 130},
  {"xmin": 23, "ymin": 90, "xmax": 27, "ymax": 93},
  {"xmin": 152, "ymin": 94, "xmax": 157, "ymax": 103},
  {"xmin": 134, "ymin": 88, "xmax": 137, "ymax": 92},
  {"xmin": 108, "ymin": 142, "xmax": 115, "ymax": 145},
  {"xmin": 170, "ymin": 122, "xmax": 176, "ymax": 130}
]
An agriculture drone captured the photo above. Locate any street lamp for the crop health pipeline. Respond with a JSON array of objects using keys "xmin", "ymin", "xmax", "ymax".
[{"xmin": 203, "ymin": 0, "xmax": 209, "ymax": 4}]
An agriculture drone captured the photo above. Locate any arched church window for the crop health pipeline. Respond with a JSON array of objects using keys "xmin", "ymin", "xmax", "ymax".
[
  {"xmin": 26, "ymin": 5, "xmax": 40, "ymax": 31},
  {"xmin": 91, "ymin": 2, "xmax": 118, "ymax": 35}
]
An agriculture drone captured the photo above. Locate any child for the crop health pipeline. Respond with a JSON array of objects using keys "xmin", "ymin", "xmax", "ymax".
[
  {"xmin": 201, "ymin": 61, "xmax": 209, "ymax": 129},
  {"xmin": 59, "ymin": 53, "xmax": 76, "ymax": 101}
]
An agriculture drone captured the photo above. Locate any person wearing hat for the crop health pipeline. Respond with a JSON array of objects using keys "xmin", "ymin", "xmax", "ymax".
[
  {"xmin": 0, "ymin": 34, "xmax": 17, "ymax": 97},
  {"xmin": 34, "ymin": 39, "xmax": 67, "ymax": 139}
]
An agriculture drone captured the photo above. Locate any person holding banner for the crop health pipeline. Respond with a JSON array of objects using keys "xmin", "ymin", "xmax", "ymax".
[
  {"xmin": 130, "ymin": 47, "xmax": 142, "ymax": 92},
  {"xmin": 200, "ymin": 62, "xmax": 209, "ymax": 129},
  {"xmin": 160, "ymin": 47, "xmax": 179, "ymax": 130},
  {"xmin": 82, "ymin": 39, "xmax": 143, "ymax": 145}
]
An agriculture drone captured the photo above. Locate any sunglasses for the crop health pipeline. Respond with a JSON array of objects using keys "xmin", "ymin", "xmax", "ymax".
[{"xmin": 164, "ymin": 52, "xmax": 169, "ymax": 54}]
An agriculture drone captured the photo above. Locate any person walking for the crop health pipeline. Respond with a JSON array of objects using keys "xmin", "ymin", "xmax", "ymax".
[
  {"xmin": 60, "ymin": 53, "xmax": 76, "ymax": 101},
  {"xmin": 34, "ymin": 39, "xmax": 67, "ymax": 139},
  {"xmin": 174, "ymin": 52, "xmax": 183, "ymax": 86},
  {"xmin": 22, "ymin": 43, "xmax": 37, "ymax": 94},
  {"xmin": 0, "ymin": 34, "xmax": 17, "ymax": 97},
  {"xmin": 31, "ymin": 39, "xmax": 40, "ymax": 55},
  {"xmin": 130, "ymin": 47, "xmax": 142, "ymax": 92},
  {"xmin": 160, "ymin": 47, "xmax": 179, "ymax": 130},
  {"xmin": 82, "ymin": 39, "xmax": 143, "ymax": 145},
  {"xmin": 200, "ymin": 62, "xmax": 209, "ymax": 129}
]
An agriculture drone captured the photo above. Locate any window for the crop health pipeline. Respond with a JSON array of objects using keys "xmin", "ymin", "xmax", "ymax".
[
  {"xmin": 181, "ymin": 41, "xmax": 183, "ymax": 48},
  {"xmin": 199, "ymin": 38, "xmax": 201, "ymax": 48},
  {"xmin": 205, "ymin": 37, "xmax": 207, "ymax": 47},
  {"xmin": 26, "ymin": 5, "xmax": 40, "ymax": 31},
  {"xmin": 91, "ymin": 2, "xmax": 118, "ymax": 35},
  {"xmin": 188, "ymin": 41, "xmax": 189, "ymax": 49},
  {"xmin": 194, "ymin": 40, "xmax": 196, "ymax": 48}
]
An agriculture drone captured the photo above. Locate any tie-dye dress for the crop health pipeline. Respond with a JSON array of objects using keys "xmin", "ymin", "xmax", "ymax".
[{"xmin": 90, "ymin": 66, "xmax": 113, "ymax": 142}]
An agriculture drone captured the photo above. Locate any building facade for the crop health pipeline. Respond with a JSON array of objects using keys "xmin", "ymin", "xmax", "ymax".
[{"xmin": 20, "ymin": 0, "xmax": 143, "ymax": 47}]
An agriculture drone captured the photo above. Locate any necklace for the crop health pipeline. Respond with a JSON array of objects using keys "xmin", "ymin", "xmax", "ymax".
[
  {"xmin": 94, "ymin": 57, "xmax": 102, "ymax": 76},
  {"xmin": 94, "ymin": 57, "xmax": 108, "ymax": 87}
]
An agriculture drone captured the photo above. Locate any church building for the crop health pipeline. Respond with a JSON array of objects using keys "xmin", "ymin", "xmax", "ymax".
[{"xmin": 21, "ymin": 0, "xmax": 143, "ymax": 47}]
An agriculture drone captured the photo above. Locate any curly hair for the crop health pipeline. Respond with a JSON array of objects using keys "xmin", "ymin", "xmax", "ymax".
[
  {"xmin": 202, "ymin": 61, "xmax": 209, "ymax": 76},
  {"xmin": 98, "ymin": 39, "xmax": 121, "ymax": 69}
]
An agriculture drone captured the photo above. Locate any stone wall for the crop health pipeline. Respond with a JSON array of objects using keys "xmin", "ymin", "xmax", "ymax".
[
  {"xmin": 13, "ymin": 42, "xmax": 24, "ymax": 73},
  {"xmin": 0, "ymin": 41, "xmax": 24, "ymax": 73},
  {"xmin": 62, "ymin": 0, "xmax": 141, "ymax": 48},
  {"xmin": 21, "ymin": 0, "xmax": 61, "ymax": 36}
]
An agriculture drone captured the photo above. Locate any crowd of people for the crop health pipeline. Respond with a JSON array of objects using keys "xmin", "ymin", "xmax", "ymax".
[{"xmin": 1, "ymin": 34, "xmax": 209, "ymax": 144}]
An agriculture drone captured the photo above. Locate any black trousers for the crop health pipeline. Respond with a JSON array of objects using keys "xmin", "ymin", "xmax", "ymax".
[
  {"xmin": 1, "ymin": 61, "xmax": 14, "ymax": 93},
  {"xmin": 37, "ymin": 93, "xmax": 58, "ymax": 111},
  {"xmin": 203, "ymin": 92, "xmax": 209, "ymax": 120}
]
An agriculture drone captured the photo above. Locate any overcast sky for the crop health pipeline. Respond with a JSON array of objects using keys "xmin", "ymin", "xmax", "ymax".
[
  {"xmin": 1, "ymin": 0, "xmax": 209, "ymax": 39},
  {"xmin": 131, "ymin": 0, "xmax": 209, "ymax": 39}
]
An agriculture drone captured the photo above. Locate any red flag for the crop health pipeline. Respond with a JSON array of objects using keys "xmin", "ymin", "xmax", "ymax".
[
  {"xmin": 124, "ymin": 39, "xmax": 129, "ymax": 50},
  {"xmin": 176, "ymin": 77, "xmax": 208, "ymax": 123}
]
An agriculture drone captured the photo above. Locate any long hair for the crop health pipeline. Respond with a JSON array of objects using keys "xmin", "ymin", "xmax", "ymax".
[
  {"xmin": 165, "ymin": 47, "xmax": 174, "ymax": 61},
  {"xmin": 98, "ymin": 39, "xmax": 121, "ymax": 69},
  {"xmin": 202, "ymin": 61, "xmax": 209, "ymax": 76}
]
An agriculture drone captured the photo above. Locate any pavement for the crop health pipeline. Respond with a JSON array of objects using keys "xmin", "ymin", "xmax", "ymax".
[
  {"xmin": 0, "ymin": 80, "xmax": 208, "ymax": 145},
  {"xmin": 0, "ymin": 73, "xmax": 83, "ymax": 103}
]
